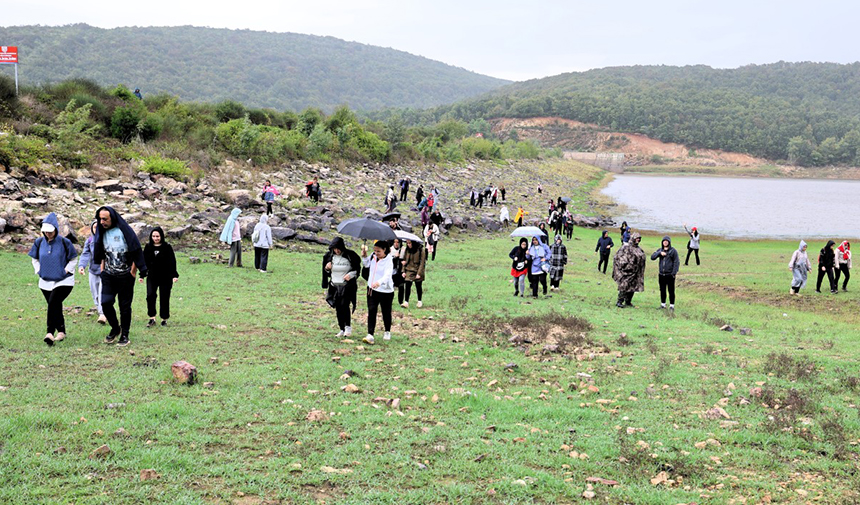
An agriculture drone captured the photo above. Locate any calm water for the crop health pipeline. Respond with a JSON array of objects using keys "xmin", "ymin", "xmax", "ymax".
[{"xmin": 601, "ymin": 174, "xmax": 860, "ymax": 240}]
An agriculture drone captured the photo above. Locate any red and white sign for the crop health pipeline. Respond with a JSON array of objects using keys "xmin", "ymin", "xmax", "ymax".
[{"xmin": 0, "ymin": 46, "xmax": 18, "ymax": 64}]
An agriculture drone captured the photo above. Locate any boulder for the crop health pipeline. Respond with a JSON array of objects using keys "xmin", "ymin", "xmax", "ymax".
[
  {"xmin": 297, "ymin": 220, "xmax": 323, "ymax": 233},
  {"xmin": 4, "ymin": 212, "xmax": 28, "ymax": 229},
  {"xmin": 73, "ymin": 177, "xmax": 94, "ymax": 189},
  {"xmin": 95, "ymin": 179, "xmax": 123, "ymax": 192},
  {"xmin": 237, "ymin": 216, "xmax": 258, "ymax": 238},
  {"xmin": 271, "ymin": 227, "xmax": 297, "ymax": 241},
  {"xmin": 23, "ymin": 197, "xmax": 48, "ymax": 207},
  {"xmin": 226, "ymin": 189, "xmax": 252, "ymax": 207},
  {"xmin": 129, "ymin": 222, "xmax": 152, "ymax": 241},
  {"xmin": 296, "ymin": 234, "xmax": 330, "ymax": 245},
  {"xmin": 483, "ymin": 219, "xmax": 502, "ymax": 232},
  {"xmin": 167, "ymin": 225, "xmax": 191, "ymax": 239},
  {"xmin": 171, "ymin": 361, "xmax": 198, "ymax": 385},
  {"xmin": 142, "ymin": 188, "xmax": 160, "ymax": 199}
]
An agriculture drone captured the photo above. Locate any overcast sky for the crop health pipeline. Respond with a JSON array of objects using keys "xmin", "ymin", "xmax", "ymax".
[{"xmin": 5, "ymin": 0, "xmax": 859, "ymax": 81}]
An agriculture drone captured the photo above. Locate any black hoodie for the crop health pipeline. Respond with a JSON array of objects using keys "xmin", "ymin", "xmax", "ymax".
[
  {"xmin": 650, "ymin": 235, "xmax": 680, "ymax": 276},
  {"xmin": 322, "ymin": 237, "xmax": 361, "ymax": 313},
  {"xmin": 596, "ymin": 231, "xmax": 614, "ymax": 254},
  {"xmin": 143, "ymin": 227, "xmax": 178, "ymax": 283},
  {"xmin": 92, "ymin": 206, "xmax": 147, "ymax": 278},
  {"xmin": 819, "ymin": 240, "xmax": 836, "ymax": 269}
]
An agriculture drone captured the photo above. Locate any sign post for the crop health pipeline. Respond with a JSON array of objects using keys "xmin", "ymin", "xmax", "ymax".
[{"xmin": 0, "ymin": 46, "xmax": 19, "ymax": 95}]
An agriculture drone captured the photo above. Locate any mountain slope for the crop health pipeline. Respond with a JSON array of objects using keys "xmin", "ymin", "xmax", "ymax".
[
  {"xmin": 0, "ymin": 24, "xmax": 509, "ymax": 111},
  {"xmin": 408, "ymin": 63, "xmax": 860, "ymax": 165}
]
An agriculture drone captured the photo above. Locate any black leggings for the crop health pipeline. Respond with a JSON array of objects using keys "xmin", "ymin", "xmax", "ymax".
[
  {"xmin": 685, "ymin": 248, "xmax": 700, "ymax": 266},
  {"xmin": 817, "ymin": 267, "xmax": 836, "ymax": 292},
  {"xmin": 404, "ymin": 280, "xmax": 423, "ymax": 302},
  {"xmin": 598, "ymin": 251, "xmax": 610, "ymax": 273},
  {"xmin": 430, "ymin": 242, "xmax": 438, "ymax": 261},
  {"xmin": 146, "ymin": 278, "xmax": 173, "ymax": 320},
  {"xmin": 834, "ymin": 265, "xmax": 850, "ymax": 289},
  {"xmin": 529, "ymin": 272, "xmax": 548, "ymax": 297},
  {"xmin": 266, "ymin": 202, "xmax": 273, "ymax": 215},
  {"xmin": 367, "ymin": 290, "xmax": 394, "ymax": 335},
  {"xmin": 102, "ymin": 273, "xmax": 136, "ymax": 337},
  {"xmin": 658, "ymin": 274, "xmax": 676, "ymax": 305},
  {"xmin": 41, "ymin": 285, "xmax": 73, "ymax": 334}
]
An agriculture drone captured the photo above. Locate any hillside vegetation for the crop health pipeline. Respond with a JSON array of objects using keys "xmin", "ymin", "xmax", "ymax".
[
  {"xmin": 0, "ymin": 77, "xmax": 553, "ymax": 173},
  {"xmin": 379, "ymin": 63, "xmax": 860, "ymax": 167},
  {"xmin": 0, "ymin": 24, "xmax": 508, "ymax": 111}
]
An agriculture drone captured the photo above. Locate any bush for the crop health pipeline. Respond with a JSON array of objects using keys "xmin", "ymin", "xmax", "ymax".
[
  {"xmin": 110, "ymin": 102, "xmax": 158, "ymax": 142},
  {"xmin": 0, "ymin": 126, "xmax": 49, "ymax": 169},
  {"xmin": 307, "ymin": 123, "xmax": 336, "ymax": 160},
  {"xmin": 109, "ymin": 84, "xmax": 136, "ymax": 101},
  {"xmin": 0, "ymin": 75, "xmax": 19, "ymax": 118},
  {"xmin": 215, "ymin": 118, "xmax": 306, "ymax": 164},
  {"xmin": 215, "ymin": 100, "xmax": 245, "ymax": 123},
  {"xmin": 141, "ymin": 155, "xmax": 190, "ymax": 178},
  {"xmin": 460, "ymin": 136, "xmax": 501, "ymax": 160},
  {"xmin": 298, "ymin": 107, "xmax": 324, "ymax": 136}
]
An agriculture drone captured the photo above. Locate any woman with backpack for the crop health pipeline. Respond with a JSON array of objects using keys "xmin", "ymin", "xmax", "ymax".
[
  {"xmin": 322, "ymin": 237, "xmax": 361, "ymax": 338},
  {"xmin": 141, "ymin": 227, "xmax": 179, "ymax": 328},
  {"xmin": 509, "ymin": 238, "xmax": 529, "ymax": 297},
  {"xmin": 78, "ymin": 220, "xmax": 106, "ymax": 325},
  {"xmin": 361, "ymin": 241, "xmax": 395, "ymax": 344},
  {"xmin": 252, "ymin": 214, "xmax": 273, "ymax": 273},
  {"xmin": 29, "ymin": 213, "xmax": 78, "ymax": 346},
  {"xmin": 424, "ymin": 220, "xmax": 441, "ymax": 261},
  {"xmin": 401, "ymin": 239, "xmax": 427, "ymax": 308},
  {"xmin": 261, "ymin": 180, "xmax": 280, "ymax": 216},
  {"xmin": 834, "ymin": 241, "xmax": 852, "ymax": 291}
]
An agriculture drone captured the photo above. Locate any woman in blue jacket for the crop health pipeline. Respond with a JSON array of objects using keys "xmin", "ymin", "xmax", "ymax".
[{"xmin": 29, "ymin": 213, "xmax": 78, "ymax": 346}]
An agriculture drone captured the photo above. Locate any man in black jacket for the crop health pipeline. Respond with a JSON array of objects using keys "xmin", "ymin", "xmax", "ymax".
[
  {"xmin": 92, "ymin": 206, "xmax": 148, "ymax": 346},
  {"xmin": 595, "ymin": 230, "xmax": 614, "ymax": 274},
  {"xmin": 816, "ymin": 240, "xmax": 837, "ymax": 294},
  {"xmin": 650, "ymin": 235, "xmax": 680, "ymax": 310}
]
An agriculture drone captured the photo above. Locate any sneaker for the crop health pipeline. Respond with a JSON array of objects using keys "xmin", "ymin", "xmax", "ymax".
[
  {"xmin": 660, "ymin": 304, "xmax": 666, "ymax": 309},
  {"xmin": 161, "ymin": 320, "xmax": 167, "ymax": 327},
  {"xmin": 362, "ymin": 335, "xmax": 375, "ymax": 345},
  {"xmin": 104, "ymin": 332, "xmax": 119, "ymax": 344},
  {"xmin": 401, "ymin": 301, "xmax": 409, "ymax": 308},
  {"xmin": 336, "ymin": 329, "xmax": 345, "ymax": 337},
  {"xmin": 383, "ymin": 332, "xmax": 391, "ymax": 341},
  {"xmin": 344, "ymin": 326, "xmax": 353, "ymax": 337},
  {"xmin": 97, "ymin": 314, "xmax": 107, "ymax": 325},
  {"xmin": 669, "ymin": 305, "xmax": 675, "ymax": 312},
  {"xmin": 815, "ymin": 290, "xmax": 822, "ymax": 293},
  {"xmin": 54, "ymin": 332, "xmax": 65, "ymax": 342},
  {"xmin": 146, "ymin": 319, "xmax": 156, "ymax": 328},
  {"xmin": 117, "ymin": 335, "xmax": 130, "ymax": 347},
  {"xmin": 44, "ymin": 333, "xmax": 54, "ymax": 346},
  {"xmin": 513, "ymin": 291, "xmax": 519, "ymax": 297},
  {"xmin": 416, "ymin": 300, "xmax": 422, "ymax": 308},
  {"xmin": 616, "ymin": 302, "xmax": 625, "ymax": 308}
]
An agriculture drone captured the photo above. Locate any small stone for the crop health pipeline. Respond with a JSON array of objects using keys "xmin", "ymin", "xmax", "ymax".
[
  {"xmin": 720, "ymin": 325, "xmax": 734, "ymax": 332},
  {"xmin": 89, "ymin": 444, "xmax": 111, "ymax": 459},
  {"xmin": 53, "ymin": 446, "xmax": 67, "ymax": 454},
  {"xmin": 582, "ymin": 490, "xmax": 596, "ymax": 499},
  {"xmin": 739, "ymin": 328, "xmax": 752, "ymax": 336},
  {"xmin": 342, "ymin": 384, "xmax": 361, "ymax": 393},
  {"xmin": 139, "ymin": 469, "xmax": 160, "ymax": 481},
  {"xmin": 113, "ymin": 428, "xmax": 129, "ymax": 437},
  {"xmin": 171, "ymin": 360, "xmax": 198, "ymax": 385}
]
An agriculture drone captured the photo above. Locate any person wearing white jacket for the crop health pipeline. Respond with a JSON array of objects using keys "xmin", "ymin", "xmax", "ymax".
[
  {"xmin": 361, "ymin": 240, "xmax": 394, "ymax": 344},
  {"xmin": 252, "ymin": 214, "xmax": 273, "ymax": 273}
]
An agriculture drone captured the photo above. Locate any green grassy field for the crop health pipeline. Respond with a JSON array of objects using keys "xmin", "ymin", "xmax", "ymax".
[{"xmin": 1, "ymin": 229, "xmax": 858, "ymax": 504}]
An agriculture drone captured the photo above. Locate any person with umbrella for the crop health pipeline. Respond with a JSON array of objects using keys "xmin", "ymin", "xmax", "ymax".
[
  {"xmin": 361, "ymin": 240, "xmax": 395, "ymax": 344},
  {"xmin": 382, "ymin": 212, "xmax": 402, "ymax": 231},
  {"xmin": 322, "ymin": 237, "xmax": 361, "ymax": 337},
  {"xmin": 613, "ymin": 232, "xmax": 646, "ymax": 308}
]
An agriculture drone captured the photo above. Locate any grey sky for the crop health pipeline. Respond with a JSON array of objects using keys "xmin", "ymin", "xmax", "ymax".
[{"xmin": 5, "ymin": 0, "xmax": 859, "ymax": 81}]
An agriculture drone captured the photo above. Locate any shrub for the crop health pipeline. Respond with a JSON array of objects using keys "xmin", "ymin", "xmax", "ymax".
[
  {"xmin": 298, "ymin": 107, "xmax": 324, "ymax": 136},
  {"xmin": 307, "ymin": 123, "xmax": 336, "ymax": 160},
  {"xmin": 109, "ymin": 84, "xmax": 136, "ymax": 101},
  {"xmin": 0, "ymin": 126, "xmax": 49, "ymax": 169},
  {"xmin": 0, "ymin": 75, "xmax": 19, "ymax": 118},
  {"xmin": 66, "ymin": 93, "xmax": 108, "ymax": 122},
  {"xmin": 141, "ymin": 155, "xmax": 190, "ymax": 178},
  {"xmin": 110, "ymin": 102, "xmax": 158, "ymax": 142},
  {"xmin": 215, "ymin": 100, "xmax": 245, "ymax": 123}
]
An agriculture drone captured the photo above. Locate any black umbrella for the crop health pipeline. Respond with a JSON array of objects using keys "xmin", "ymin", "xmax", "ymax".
[
  {"xmin": 336, "ymin": 217, "xmax": 398, "ymax": 242},
  {"xmin": 381, "ymin": 212, "xmax": 401, "ymax": 222}
]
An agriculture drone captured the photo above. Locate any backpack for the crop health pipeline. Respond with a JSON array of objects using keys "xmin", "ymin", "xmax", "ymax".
[
  {"xmin": 391, "ymin": 256, "xmax": 405, "ymax": 288},
  {"xmin": 252, "ymin": 227, "xmax": 261, "ymax": 244}
]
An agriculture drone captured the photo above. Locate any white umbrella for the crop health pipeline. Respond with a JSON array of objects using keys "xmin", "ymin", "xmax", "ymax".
[
  {"xmin": 394, "ymin": 230, "xmax": 423, "ymax": 244},
  {"xmin": 509, "ymin": 226, "xmax": 544, "ymax": 238}
]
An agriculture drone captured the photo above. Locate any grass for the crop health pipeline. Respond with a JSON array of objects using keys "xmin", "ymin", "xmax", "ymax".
[{"xmin": 1, "ymin": 228, "xmax": 859, "ymax": 504}]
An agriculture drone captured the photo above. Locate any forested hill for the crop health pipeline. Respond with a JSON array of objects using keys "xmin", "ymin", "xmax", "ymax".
[
  {"xmin": 0, "ymin": 24, "xmax": 509, "ymax": 111},
  {"xmin": 390, "ymin": 63, "xmax": 860, "ymax": 166}
]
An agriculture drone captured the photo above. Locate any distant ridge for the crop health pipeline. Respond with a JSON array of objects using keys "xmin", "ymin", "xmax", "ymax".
[{"xmin": 0, "ymin": 24, "xmax": 509, "ymax": 111}]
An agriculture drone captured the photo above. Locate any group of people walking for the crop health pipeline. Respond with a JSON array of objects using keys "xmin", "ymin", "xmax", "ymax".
[
  {"xmin": 29, "ymin": 207, "xmax": 178, "ymax": 347},
  {"xmin": 789, "ymin": 239, "xmax": 852, "ymax": 294},
  {"xmin": 469, "ymin": 185, "xmax": 505, "ymax": 208}
]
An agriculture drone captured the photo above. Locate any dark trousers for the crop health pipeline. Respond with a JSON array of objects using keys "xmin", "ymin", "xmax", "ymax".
[
  {"xmin": 517, "ymin": 217, "xmax": 523, "ymax": 227},
  {"xmin": 397, "ymin": 284, "xmax": 405, "ymax": 305},
  {"xmin": 367, "ymin": 290, "xmax": 394, "ymax": 335},
  {"xmin": 817, "ymin": 267, "xmax": 836, "ymax": 292},
  {"xmin": 146, "ymin": 277, "xmax": 172, "ymax": 320},
  {"xmin": 658, "ymin": 274, "xmax": 676, "ymax": 305},
  {"xmin": 266, "ymin": 202, "xmax": 273, "ymax": 215},
  {"xmin": 400, "ymin": 188, "xmax": 408, "ymax": 202},
  {"xmin": 501, "ymin": 190, "xmax": 506, "ymax": 201},
  {"xmin": 429, "ymin": 241, "xmax": 438, "ymax": 261},
  {"xmin": 102, "ymin": 273, "xmax": 135, "ymax": 337},
  {"xmin": 41, "ymin": 285, "xmax": 73, "ymax": 334},
  {"xmin": 529, "ymin": 272, "xmax": 548, "ymax": 297},
  {"xmin": 834, "ymin": 264, "xmax": 850, "ymax": 289},
  {"xmin": 685, "ymin": 248, "xmax": 700, "ymax": 266},
  {"xmin": 404, "ymin": 280, "xmax": 423, "ymax": 302},
  {"xmin": 598, "ymin": 251, "xmax": 610, "ymax": 273},
  {"xmin": 336, "ymin": 300, "xmax": 351, "ymax": 330},
  {"xmin": 491, "ymin": 196, "xmax": 497, "ymax": 206},
  {"xmin": 254, "ymin": 247, "xmax": 269, "ymax": 271}
]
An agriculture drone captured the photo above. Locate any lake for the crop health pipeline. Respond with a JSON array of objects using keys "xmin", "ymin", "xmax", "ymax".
[{"xmin": 601, "ymin": 174, "xmax": 860, "ymax": 240}]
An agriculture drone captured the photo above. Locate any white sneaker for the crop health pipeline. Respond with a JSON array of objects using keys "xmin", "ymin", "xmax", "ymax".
[
  {"xmin": 363, "ymin": 335, "xmax": 375, "ymax": 345},
  {"xmin": 401, "ymin": 301, "xmax": 409, "ymax": 308},
  {"xmin": 336, "ymin": 329, "xmax": 345, "ymax": 337},
  {"xmin": 383, "ymin": 332, "xmax": 391, "ymax": 341},
  {"xmin": 416, "ymin": 300, "xmax": 423, "ymax": 308},
  {"xmin": 344, "ymin": 326, "xmax": 352, "ymax": 337}
]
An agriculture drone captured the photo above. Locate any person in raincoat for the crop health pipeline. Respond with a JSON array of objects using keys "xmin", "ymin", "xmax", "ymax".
[
  {"xmin": 526, "ymin": 235, "xmax": 551, "ymax": 298},
  {"xmin": 252, "ymin": 214, "xmax": 273, "ymax": 273},
  {"xmin": 788, "ymin": 240, "xmax": 812, "ymax": 295},
  {"xmin": 549, "ymin": 234, "xmax": 568, "ymax": 291},
  {"xmin": 500, "ymin": 205, "xmax": 510, "ymax": 228},
  {"xmin": 514, "ymin": 206, "xmax": 528, "ymax": 227},
  {"xmin": 219, "ymin": 208, "xmax": 243, "ymax": 267},
  {"xmin": 612, "ymin": 232, "xmax": 645, "ymax": 308},
  {"xmin": 834, "ymin": 241, "xmax": 852, "ymax": 291}
]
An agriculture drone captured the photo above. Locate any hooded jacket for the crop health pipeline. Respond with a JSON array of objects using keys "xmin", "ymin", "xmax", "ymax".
[
  {"xmin": 789, "ymin": 240, "xmax": 812, "ymax": 271},
  {"xmin": 143, "ymin": 227, "xmax": 178, "ymax": 283},
  {"xmin": 92, "ymin": 206, "xmax": 147, "ymax": 278},
  {"xmin": 650, "ymin": 235, "xmax": 680, "ymax": 276},
  {"xmin": 219, "ymin": 208, "xmax": 242, "ymax": 244},
  {"xmin": 528, "ymin": 236, "xmax": 551, "ymax": 275},
  {"xmin": 28, "ymin": 213, "xmax": 78, "ymax": 283},
  {"xmin": 322, "ymin": 237, "xmax": 361, "ymax": 313},
  {"xmin": 401, "ymin": 241, "xmax": 427, "ymax": 282},
  {"xmin": 613, "ymin": 232, "xmax": 646, "ymax": 292},
  {"xmin": 596, "ymin": 231, "xmax": 614, "ymax": 254},
  {"xmin": 836, "ymin": 241, "xmax": 852, "ymax": 268},
  {"xmin": 509, "ymin": 238, "xmax": 529, "ymax": 272},
  {"xmin": 818, "ymin": 240, "xmax": 836, "ymax": 269},
  {"xmin": 549, "ymin": 236, "xmax": 568, "ymax": 272},
  {"xmin": 78, "ymin": 221, "xmax": 103, "ymax": 276},
  {"xmin": 253, "ymin": 214, "xmax": 273, "ymax": 249}
]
